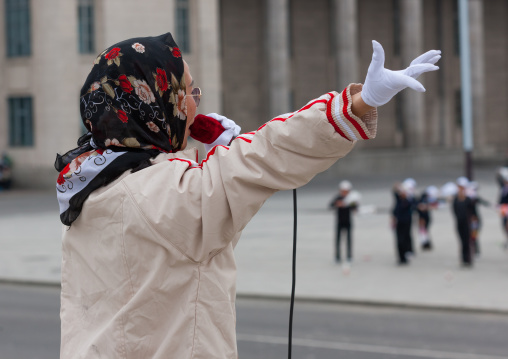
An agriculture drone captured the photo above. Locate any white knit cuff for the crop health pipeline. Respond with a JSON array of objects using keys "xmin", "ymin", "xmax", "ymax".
[{"xmin": 326, "ymin": 84, "xmax": 378, "ymax": 141}]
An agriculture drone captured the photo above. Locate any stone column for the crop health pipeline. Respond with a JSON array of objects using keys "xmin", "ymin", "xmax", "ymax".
[
  {"xmin": 469, "ymin": 0, "xmax": 485, "ymax": 150},
  {"xmin": 400, "ymin": 0, "xmax": 424, "ymax": 148},
  {"xmin": 195, "ymin": 0, "xmax": 222, "ymax": 114},
  {"xmin": 333, "ymin": 0, "xmax": 358, "ymax": 88},
  {"xmin": 267, "ymin": 0, "xmax": 290, "ymax": 118}
]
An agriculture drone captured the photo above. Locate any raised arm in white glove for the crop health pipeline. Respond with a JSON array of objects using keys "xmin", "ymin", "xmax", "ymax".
[{"xmin": 361, "ymin": 40, "xmax": 441, "ymax": 107}]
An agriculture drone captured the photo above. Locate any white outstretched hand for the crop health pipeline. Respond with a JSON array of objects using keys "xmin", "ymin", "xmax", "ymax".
[{"xmin": 361, "ymin": 40, "xmax": 441, "ymax": 107}]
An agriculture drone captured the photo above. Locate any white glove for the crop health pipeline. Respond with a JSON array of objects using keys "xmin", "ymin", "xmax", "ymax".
[{"xmin": 361, "ymin": 40, "xmax": 440, "ymax": 107}]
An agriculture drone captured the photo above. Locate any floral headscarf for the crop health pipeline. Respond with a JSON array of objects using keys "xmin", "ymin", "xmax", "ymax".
[{"xmin": 55, "ymin": 33, "xmax": 186, "ymax": 225}]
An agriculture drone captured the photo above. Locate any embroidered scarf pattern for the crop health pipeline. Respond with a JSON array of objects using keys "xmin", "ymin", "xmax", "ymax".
[{"xmin": 56, "ymin": 33, "xmax": 186, "ymax": 225}]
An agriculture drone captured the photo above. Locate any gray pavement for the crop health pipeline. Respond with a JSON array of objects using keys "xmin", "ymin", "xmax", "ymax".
[
  {"xmin": 4, "ymin": 283, "xmax": 508, "ymax": 359},
  {"xmin": 1, "ymin": 166, "xmax": 507, "ymax": 312}
]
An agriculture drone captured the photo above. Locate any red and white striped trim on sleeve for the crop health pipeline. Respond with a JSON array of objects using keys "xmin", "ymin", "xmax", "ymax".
[
  {"xmin": 168, "ymin": 157, "xmax": 199, "ymax": 168},
  {"xmin": 326, "ymin": 84, "xmax": 377, "ymax": 142},
  {"xmin": 168, "ymin": 88, "xmax": 376, "ymax": 172},
  {"xmin": 257, "ymin": 93, "xmax": 332, "ymax": 132},
  {"xmin": 168, "ymin": 145, "xmax": 230, "ymax": 170}
]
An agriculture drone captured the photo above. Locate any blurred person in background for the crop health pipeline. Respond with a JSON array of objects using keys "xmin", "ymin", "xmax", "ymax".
[
  {"xmin": 497, "ymin": 167, "xmax": 508, "ymax": 249},
  {"xmin": 0, "ymin": 152, "xmax": 13, "ymax": 190},
  {"xmin": 466, "ymin": 181, "xmax": 490, "ymax": 256},
  {"xmin": 402, "ymin": 178, "xmax": 417, "ymax": 253},
  {"xmin": 402, "ymin": 178, "xmax": 417, "ymax": 197},
  {"xmin": 54, "ymin": 32, "xmax": 440, "ymax": 358},
  {"xmin": 392, "ymin": 181, "xmax": 417, "ymax": 265},
  {"xmin": 330, "ymin": 180, "xmax": 360, "ymax": 268},
  {"xmin": 416, "ymin": 186, "xmax": 439, "ymax": 251},
  {"xmin": 452, "ymin": 177, "xmax": 477, "ymax": 267}
]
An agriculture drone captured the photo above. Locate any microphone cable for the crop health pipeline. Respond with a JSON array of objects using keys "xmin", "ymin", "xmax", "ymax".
[{"xmin": 288, "ymin": 188, "xmax": 297, "ymax": 359}]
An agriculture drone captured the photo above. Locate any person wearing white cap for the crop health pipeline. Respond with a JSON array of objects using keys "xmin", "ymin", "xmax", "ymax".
[
  {"xmin": 392, "ymin": 182, "xmax": 417, "ymax": 265},
  {"xmin": 452, "ymin": 177, "xmax": 477, "ymax": 267},
  {"xmin": 402, "ymin": 178, "xmax": 417, "ymax": 198},
  {"xmin": 330, "ymin": 180, "xmax": 357, "ymax": 265}
]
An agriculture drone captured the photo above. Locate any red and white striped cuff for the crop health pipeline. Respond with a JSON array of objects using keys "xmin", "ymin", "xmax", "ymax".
[{"xmin": 326, "ymin": 84, "xmax": 378, "ymax": 141}]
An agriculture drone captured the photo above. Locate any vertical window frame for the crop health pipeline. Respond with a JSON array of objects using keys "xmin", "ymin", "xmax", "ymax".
[
  {"xmin": 175, "ymin": 0, "xmax": 190, "ymax": 53},
  {"xmin": 8, "ymin": 96, "xmax": 34, "ymax": 147},
  {"xmin": 5, "ymin": 0, "xmax": 31, "ymax": 58},
  {"xmin": 78, "ymin": 0, "xmax": 95, "ymax": 54}
]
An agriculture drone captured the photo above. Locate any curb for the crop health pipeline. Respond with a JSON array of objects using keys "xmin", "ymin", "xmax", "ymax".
[
  {"xmin": 3, "ymin": 279, "xmax": 507, "ymax": 316},
  {"xmin": 0, "ymin": 278, "xmax": 61, "ymax": 288},
  {"xmin": 236, "ymin": 293, "xmax": 508, "ymax": 316}
]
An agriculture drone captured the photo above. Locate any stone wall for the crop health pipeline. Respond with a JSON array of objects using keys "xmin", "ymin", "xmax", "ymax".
[
  {"xmin": 484, "ymin": 0, "xmax": 508, "ymax": 152},
  {"xmin": 220, "ymin": 0, "xmax": 267, "ymax": 131},
  {"xmin": 1, "ymin": 0, "xmax": 507, "ymax": 189}
]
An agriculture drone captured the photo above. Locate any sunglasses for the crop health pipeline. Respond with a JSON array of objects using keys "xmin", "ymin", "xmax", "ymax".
[{"xmin": 190, "ymin": 87, "xmax": 201, "ymax": 107}]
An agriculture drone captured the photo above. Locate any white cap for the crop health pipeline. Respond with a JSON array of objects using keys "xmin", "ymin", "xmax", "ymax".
[
  {"xmin": 401, "ymin": 181, "xmax": 413, "ymax": 194},
  {"xmin": 401, "ymin": 178, "xmax": 416, "ymax": 197},
  {"xmin": 456, "ymin": 176, "xmax": 469, "ymax": 187},
  {"xmin": 441, "ymin": 182, "xmax": 458, "ymax": 197},
  {"xmin": 339, "ymin": 180, "xmax": 352, "ymax": 191},
  {"xmin": 426, "ymin": 185, "xmax": 439, "ymax": 199},
  {"xmin": 500, "ymin": 167, "xmax": 508, "ymax": 182},
  {"xmin": 403, "ymin": 178, "xmax": 417, "ymax": 189},
  {"xmin": 466, "ymin": 181, "xmax": 478, "ymax": 198}
]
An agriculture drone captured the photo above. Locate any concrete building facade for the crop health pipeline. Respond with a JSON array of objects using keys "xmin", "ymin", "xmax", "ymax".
[{"xmin": 0, "ymin": 0, "xmax": 506, "ymax": 188}]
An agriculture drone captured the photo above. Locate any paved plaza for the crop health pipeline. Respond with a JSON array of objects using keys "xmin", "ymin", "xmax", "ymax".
[{"xmin": 1, "ymin": 166, "xmax": 507, "ymax": 313}]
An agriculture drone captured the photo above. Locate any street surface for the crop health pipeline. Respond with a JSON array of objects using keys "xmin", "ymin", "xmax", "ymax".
[
  {"xmin": 1, "ymin": 283, "xmax": 507, "ymax": 359},
  {"xmin": 2, "ymin": 168, "xmax": 508, "ymax": 313}
]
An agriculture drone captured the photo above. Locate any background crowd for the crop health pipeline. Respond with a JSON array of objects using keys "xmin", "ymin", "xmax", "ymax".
[{"xmin": 331, "ymin": 166, "xmax": 508, "ymax": 269}]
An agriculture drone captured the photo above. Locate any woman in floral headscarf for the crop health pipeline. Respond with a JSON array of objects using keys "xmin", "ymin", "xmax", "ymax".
[
  {"xmin": 56, "ymin": 33, "xmax": 193, "ymax": 225},
  {"xmin": 56, "ymin": 33, "xmax": 439, "ymax": 358}
]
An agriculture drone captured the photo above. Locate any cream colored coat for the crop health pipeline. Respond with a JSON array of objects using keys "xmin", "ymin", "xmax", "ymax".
[{"xmin": 60, "ymin": 85, "xmax": 377, "ymax": 359}]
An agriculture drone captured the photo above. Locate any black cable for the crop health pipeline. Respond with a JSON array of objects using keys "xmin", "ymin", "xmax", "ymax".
[{"xmin": 288, "ymin": 189, "xmax": 297, "ymax": 359}]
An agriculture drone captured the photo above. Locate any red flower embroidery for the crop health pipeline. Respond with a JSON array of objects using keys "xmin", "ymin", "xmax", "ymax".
[
  {"xmin": 156, "ymin": 68, "xmax": 169, "ymax": 93},
  {"xmin": 172, "ymin": 47, "xmax": 182, "ymax": 58},
  {"xmin": 105, "ymin": 47, "xmax": 121, "ymax": 60},
  {"xmin": 57, "ymin": 172, "xmax": 65, "ymax": 185},
  {"xmin": 117, "ymin": 110, "xmax": 128, "ymax": 123},
  {"xmin": 57, "ymin": 164, "xmax": 70, "ymax": 185},
  {"xmin": 118, "ymin": 75, "xmax": 133, "ymax": 93}
]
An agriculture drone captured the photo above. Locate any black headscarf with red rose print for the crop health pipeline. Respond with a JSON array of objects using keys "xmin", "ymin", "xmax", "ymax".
[{"xmin": 55, "ymin": 33, "xmax": 186, "ymax": 226}]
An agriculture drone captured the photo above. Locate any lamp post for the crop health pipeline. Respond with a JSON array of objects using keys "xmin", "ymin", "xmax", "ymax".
[{"xmin": 458, "ymin": 0, "xmax": 473, "ymax": 180}]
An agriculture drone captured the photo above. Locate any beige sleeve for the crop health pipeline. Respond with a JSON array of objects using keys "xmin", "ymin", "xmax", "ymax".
[{"xmin": 124, "ymin": 86, "xmax": 378, "ymax": 262}]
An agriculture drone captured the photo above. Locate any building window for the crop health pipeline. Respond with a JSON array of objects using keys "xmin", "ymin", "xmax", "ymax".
[
  {"xmin": 4, "ymin": 0, "xmax": 31, "ymax": 57},
  {"xmin": 175, "ymin": 0, "xmax": 190, "ymax": 53},
  {"xmin": 8, "ymin": 97, "xmax": 34, "ymax": 147},
  {"xmin": 78, "ymin": 0, "xmax": 95, "ymax": 54}
]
